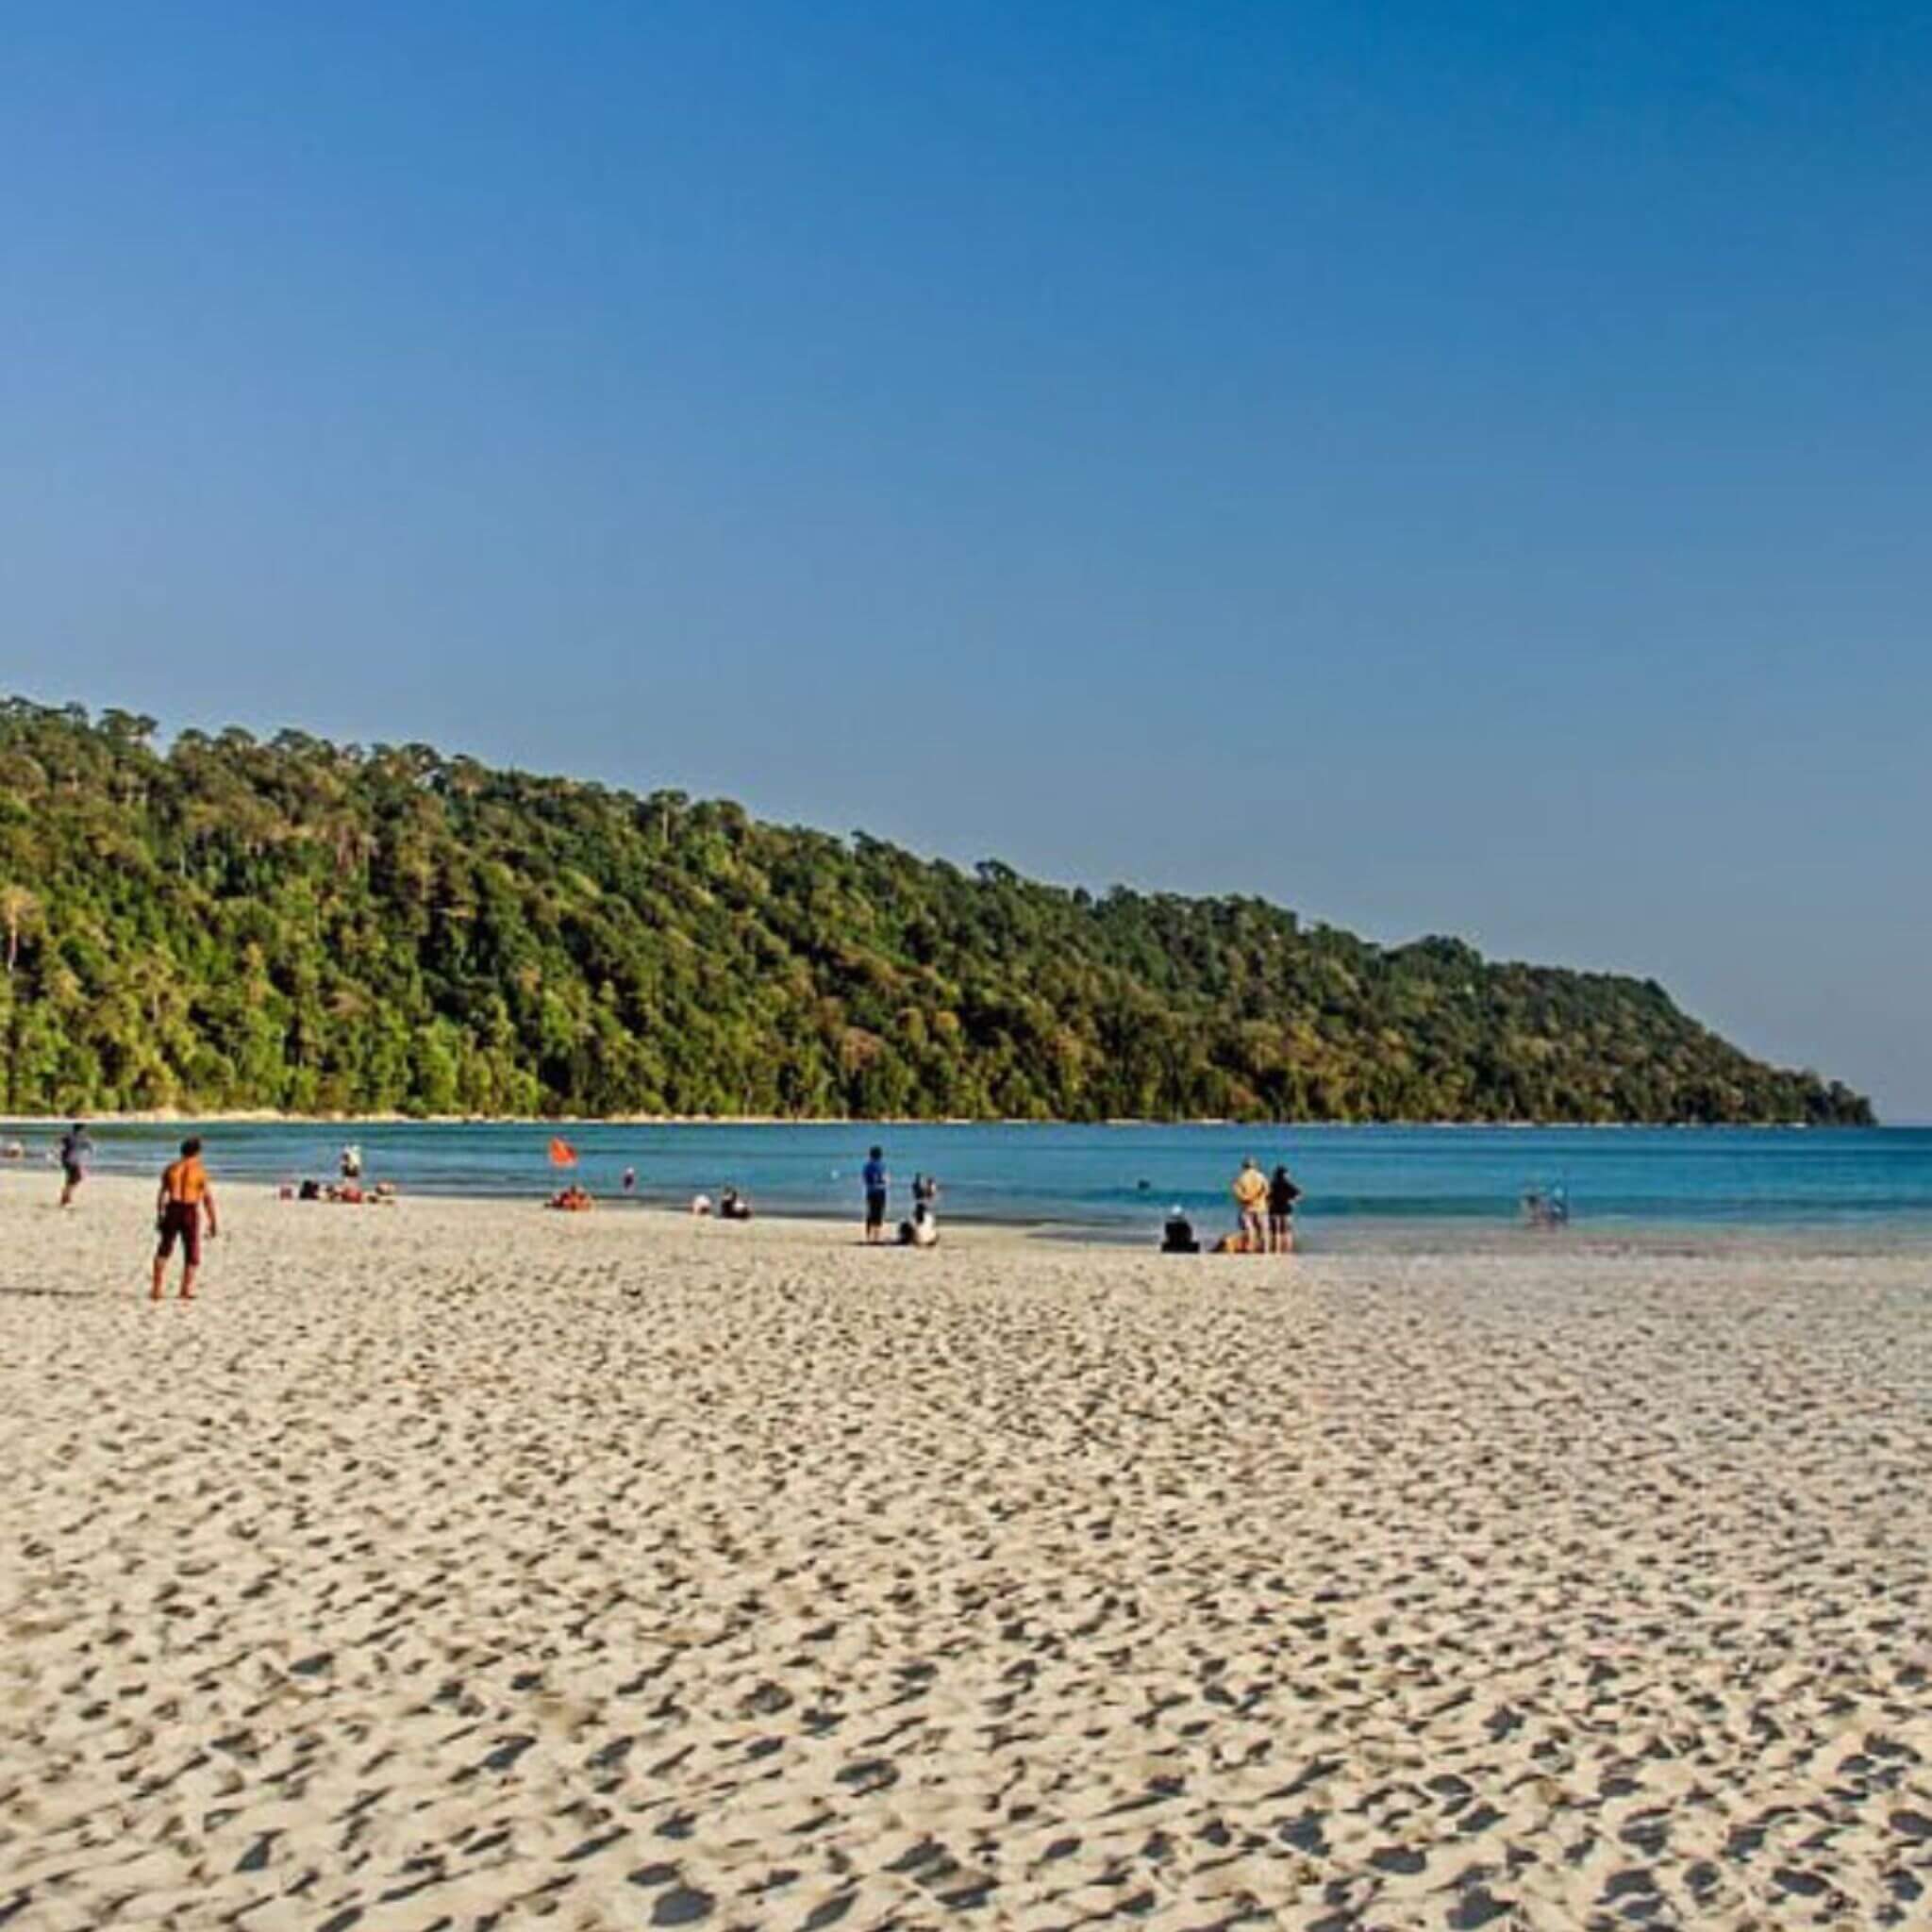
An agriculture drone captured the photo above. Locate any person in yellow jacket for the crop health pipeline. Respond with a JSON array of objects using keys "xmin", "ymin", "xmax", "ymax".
[
  {"xmin": 152, "ymin": 1138, "xmax": 219, "ymax": 1303},
  {"xmin": 1231, "ymin": 1157, "xmax": 1269, "ymax": 1253}
]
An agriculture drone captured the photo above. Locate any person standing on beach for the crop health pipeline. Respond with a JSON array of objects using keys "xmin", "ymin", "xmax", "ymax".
[
  {"xmin": 152, "ymin": 1137, "xmax": 218, "ymax": 1302},
  {"xmin": 1267, "ymin": 1162, "xmax": 1302, "ymax": 1254},
  {"xmin": 58, "ymin": 1122, "xmax": 93, "ymax": 1208},
  {"xmin": 862, "ymin": 1144, "xmax": 889, "ymax": 1243},
  {"xmin": 1232, "ymin": 1157, "xmax": 1269, "ymax": 1252}
]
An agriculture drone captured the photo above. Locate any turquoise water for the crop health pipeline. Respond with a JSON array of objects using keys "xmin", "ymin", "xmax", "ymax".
[{"xmin": 8, "ymin": 1120, "xmax": 1932, "ymax": 1243}]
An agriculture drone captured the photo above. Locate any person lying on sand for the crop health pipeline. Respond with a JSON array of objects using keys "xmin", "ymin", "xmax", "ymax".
[
  {"xmin": 285, "ymin": 1178, "xmax": 393, "ymax": 1204},
  {"xmin": 546, "ymin": 1183, "xmax": 594, "ymax": 1211}
]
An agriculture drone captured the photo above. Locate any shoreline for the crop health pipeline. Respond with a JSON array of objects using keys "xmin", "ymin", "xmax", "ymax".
[
  {"xmin": 0, "ymin": 1110, "xmax": 1869, "ymax": 1129},
  {"xmin": 6, "ymin": 1171, "xmax": 1930, "ymax": 1258}
]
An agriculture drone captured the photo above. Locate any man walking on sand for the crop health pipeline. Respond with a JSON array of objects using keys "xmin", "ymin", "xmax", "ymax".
[
  {"xmin": 152, "ymin": 1137, "xmax": 218, "ymax": 1302},
  {"xmin": 1232, "ymin": 1156, "xmax": 1269, "ymax": 1253},
  {"xmin": 58, "ymin": 1122, "xmax": 93, "ymax": 1208}
]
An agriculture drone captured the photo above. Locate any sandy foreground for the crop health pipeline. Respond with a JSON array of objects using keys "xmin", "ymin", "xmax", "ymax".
[{"xmin": 2, "ymin": 1176, "xmax": 1929, "ymax": 1931}]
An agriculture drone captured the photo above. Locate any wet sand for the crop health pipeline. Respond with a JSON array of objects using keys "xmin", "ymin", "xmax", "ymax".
[{"xmin": 3, "ymin": 1173, "xmax": 1929, "ymax": 1929}]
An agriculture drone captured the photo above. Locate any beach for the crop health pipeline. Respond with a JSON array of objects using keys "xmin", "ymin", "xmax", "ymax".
[{"xmin": 3, "ymin": 1174, "xmax": 1929, "ymax": 1929}]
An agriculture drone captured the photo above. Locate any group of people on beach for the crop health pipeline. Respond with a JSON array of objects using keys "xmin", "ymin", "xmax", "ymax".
[
  {"xmin": 860, "ymin": 1148, "xmax": 941, "ymax": 1246},
  {"xmin": 24, "ymin": 1123, "xmax": 1304, "ymax": 1297},
  {"xmin": 279, "ymin": 1143, "xmax": 395, "ymax": 1206},
  {"xmin": 858, "ymin": 1143, "xmax": 1301, "ymax": 1255},
  {"xmin": 546, "ymin": 1152, "xmax": 935, "ymax": 1239},
  {"xmin": 1161, "ymin": 1157, "xmax": 1302, "ymax": 1255}
]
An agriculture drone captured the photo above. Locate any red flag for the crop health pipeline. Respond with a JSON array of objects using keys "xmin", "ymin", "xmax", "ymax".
[{"xmin": 548, "ymin": 1137, "xmax": 577, "ymax": 1167}]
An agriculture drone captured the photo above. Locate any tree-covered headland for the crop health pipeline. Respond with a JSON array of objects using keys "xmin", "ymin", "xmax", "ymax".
[{"xmin": 0, "ymin": 698, "xmax": 1872, "ymax": 1124}]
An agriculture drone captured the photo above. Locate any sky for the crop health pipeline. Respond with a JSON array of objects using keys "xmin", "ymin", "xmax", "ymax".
[{"xmin": 1, "ymin": 2, "xmax": 1927, "ymax": 1113}]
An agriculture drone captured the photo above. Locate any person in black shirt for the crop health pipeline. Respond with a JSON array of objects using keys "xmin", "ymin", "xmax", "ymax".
[
  {"xmin": 1267, "ymin": 1164, "xmax": 1302, "ymax": 1254},
  {"xmin": 58, "ymin": 1123, "xmax": 93, "ymax": 1208}
]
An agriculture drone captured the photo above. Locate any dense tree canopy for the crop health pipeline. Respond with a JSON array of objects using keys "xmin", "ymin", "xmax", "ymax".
[{"xmin": 0, "ymin": 698, "xmax": 1872, "ymax": 1124}]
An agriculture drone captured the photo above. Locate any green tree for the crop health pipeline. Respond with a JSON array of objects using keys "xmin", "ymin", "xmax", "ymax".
[{"xmin": 0, "ymin": 694, "xmax": 1875, "ymax": 1126}]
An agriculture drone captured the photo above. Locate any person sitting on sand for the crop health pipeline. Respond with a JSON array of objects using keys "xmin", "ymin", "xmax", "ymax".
[
  {"xmin": 1231, "ymin": 1158, "xmax": 1268, "ymax": 1251},
  {"xmin": 718, "ymin": 1187, "xmax": 752, "ymax": 1222},
  {"xmin": 58, "ymin": 1122, "xmax": 94, "ymax": 1208},
  {"xmin": 1267, "ymin": 1163, "xmax": 1302, "ymax": 1254},
  {"xmin": 546, "ymin": 1183, "xmax": 593, "ymax": 1211},
  {"xmin": 1160, "ymin": 1208, "xmax": 1199, "ymax": 1254},
  {"xmin": 898, "ymin": 1199, "xmax": 939, "ymax": 1247},
  {"xmin": 691, "ymin": 1191, "xmax": 713, "ymax": 1217},
  {"xmin": 152, "ymin": 1137, "xmax": 218, "ymax": 1303}
]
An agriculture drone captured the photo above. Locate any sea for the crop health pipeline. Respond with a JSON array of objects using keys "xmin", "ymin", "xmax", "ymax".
[{"xmin": 8, "ymin": 1120, "xmax": 1932, "ymax": 1248}]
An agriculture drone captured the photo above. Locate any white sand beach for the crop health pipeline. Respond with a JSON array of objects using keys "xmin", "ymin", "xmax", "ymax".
[{"xmin": 3, "ymin": 1173, "xmax": 1929, "ymax": 1929}]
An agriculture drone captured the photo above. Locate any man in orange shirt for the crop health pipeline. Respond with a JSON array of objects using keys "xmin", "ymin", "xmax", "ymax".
[
  {"xmin": 152, "ymin": 1137, "xmax": 219, "ymax": 1303},
  {"xmin": 1231, "ymin": 1157, "xmax": 1269, "ymax": 1253}
]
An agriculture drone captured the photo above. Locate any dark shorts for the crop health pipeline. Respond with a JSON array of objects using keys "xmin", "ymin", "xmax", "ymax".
[
  {"xmin": 865, "ymin": 1189, "xmax": 888, "ymax": 1228},
  {"xmin": 62, "ymin": 1161, "xmax": 84, "ymax": 1188},
  {"xmin": 157, "ymin": 1200, "xmax": 201, "ymax": 1267}
]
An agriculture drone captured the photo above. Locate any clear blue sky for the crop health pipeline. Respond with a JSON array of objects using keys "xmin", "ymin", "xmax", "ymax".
[{"xmin": 2, "ymin": 3, "xmax": 1927, "ymax": 1113}]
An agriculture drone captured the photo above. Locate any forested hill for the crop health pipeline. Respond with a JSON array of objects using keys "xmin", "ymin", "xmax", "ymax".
[{"xmin": 0, "ymin": 698, "xmax": 1872, "ymax": 1124}]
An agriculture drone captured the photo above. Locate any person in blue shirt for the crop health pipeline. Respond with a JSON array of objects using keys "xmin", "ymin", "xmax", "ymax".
[{"xmin": 861, "ymin": 1145, "xmax": 889, "ymax": 1242}]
